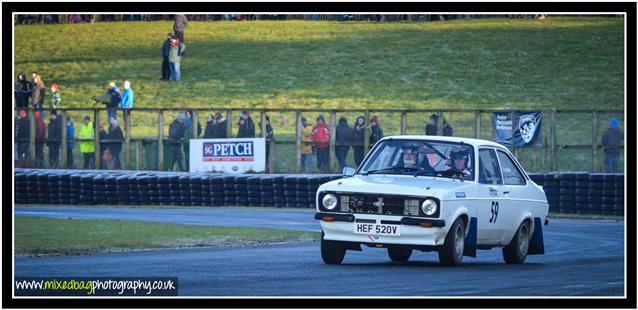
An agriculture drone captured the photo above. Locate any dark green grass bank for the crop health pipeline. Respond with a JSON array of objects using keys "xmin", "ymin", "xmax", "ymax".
[{"xmin": 14, "ymin": 18, "xmax": 624, "ymax": 110}]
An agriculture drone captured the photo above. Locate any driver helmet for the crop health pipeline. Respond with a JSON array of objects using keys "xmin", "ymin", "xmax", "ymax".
[
  {"xmin": 449, "ymin": 149, "xmax": 469, "ymax": 171},
  {"xmin": 401, "ymin": 145, "xmax": 419, "ymax": 167}
]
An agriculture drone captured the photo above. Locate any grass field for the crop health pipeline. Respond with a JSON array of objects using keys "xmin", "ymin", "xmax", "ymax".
[
  {"xmin": 14, "ymin": 216, "xmax": 319, "ymax": 256},
  {"xmin": 14, "ymin": 17, "xmax": 625, "ymax": 172}
]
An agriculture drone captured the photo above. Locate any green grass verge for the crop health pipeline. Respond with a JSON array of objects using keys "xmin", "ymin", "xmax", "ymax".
[{"xmin": 14, "ymin": 216, "xmax": 319, "ymax": 256}]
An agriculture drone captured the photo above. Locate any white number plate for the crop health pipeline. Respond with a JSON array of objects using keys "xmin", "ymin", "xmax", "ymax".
[{"xmin": 353, "ymin": 223, "xmax": 401, "ymax": 236}]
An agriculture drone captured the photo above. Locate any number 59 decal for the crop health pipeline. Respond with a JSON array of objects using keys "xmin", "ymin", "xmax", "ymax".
[{"xmin": 489, "ymin": 201, "xmax": 499, "ymax": 223}]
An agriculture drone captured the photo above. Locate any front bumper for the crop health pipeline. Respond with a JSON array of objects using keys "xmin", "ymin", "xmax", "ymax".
[{"xmin": 315, "ymin": 212, "xmax": 448, "ymax": 246}]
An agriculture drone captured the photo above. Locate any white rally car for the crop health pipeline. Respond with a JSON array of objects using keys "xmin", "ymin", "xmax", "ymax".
[{"xmin": 315, "ymin": 136, "xmax": 549, "ymax": 266}]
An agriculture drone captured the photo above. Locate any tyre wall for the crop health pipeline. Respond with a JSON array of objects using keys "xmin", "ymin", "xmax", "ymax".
[{"xmin": 14, "ymin": 169, "xmax": 624, "ymax": 216}]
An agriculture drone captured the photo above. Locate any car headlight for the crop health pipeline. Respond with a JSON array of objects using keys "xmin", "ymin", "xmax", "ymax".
[
  {"xmin": 322, "ymin": 194, "xmax": 338, "ymax": 210},
  {"xmin": 421, "ymin": 199, "xmax": 438, "ymax": 216}
]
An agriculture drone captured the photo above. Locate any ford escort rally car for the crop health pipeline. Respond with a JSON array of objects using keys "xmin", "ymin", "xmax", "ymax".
[{"xmin": 315, "ymin": 136, "xmax": 549, "ymax": 266}]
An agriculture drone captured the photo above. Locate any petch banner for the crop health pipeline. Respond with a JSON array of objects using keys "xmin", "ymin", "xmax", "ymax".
[
  {"xmin": 492, "ymin": 111, "xmax": 543, "ymax": 147},
  {"xmin": 189, "ymin": 138, "xmax": 266, "ymax": 173}
]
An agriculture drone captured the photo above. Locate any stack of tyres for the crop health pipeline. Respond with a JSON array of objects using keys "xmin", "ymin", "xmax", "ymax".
[
  {"xmin": 200, "ymin": 175, "xmax": 212, "ymax": 206},
  {"xmin": 573, "ymin": 172, "xmax": 590, "ymax": 214},
  {"xmin": 558, "ymin": 173, "xmax": 576, "ymax": 214},
  {"xmin": 283, "ymin": 176, "xmax": 297, "ymax": 208},
  {"xmin": 14, "ymin": 171, "xmax": 27, "ymax": 204},
  {"xmin": 59, "ymin": 173, "xmax": 71, "ymax": 204},
  {"xmin": 169, "ymin": 174, "xmax": 181, "ymax": 205},
  {"xmin": 588, "ymin": 173, "xmax": 604, "ymax": 215},
  {"xmin": 26, "ymin": 171, "xmax": 39, "ymax": 204},
  {"xmin": 295, "ymin": 176, "xmax": 309, "ymax": 208},
  {"xmin": 543, "ymin": 173, "xmax": 559, "ymax": 213},
  {"xmin": 157, "ymin": 174, "xmax": 172, "ymax": 205},
  {"xmin": 104, "ymin": 174, "xmax": 119, "ymax": 205},
  {"xmin": 128, "ymin": 174, "xmax": 141, "ymax": 205},
  {"xmin": 601, "ymin": 174, "xmax": 616, "ymax": 216},
  {"xmin": 528, "ymin": 173, "xmax": 544, "ymax": 187},
  {"xmin": 234, "ymin": 175, "xmax": 249, "ymax": 206},
  {"xmin": 306, "ymin": 176, "xmax": 320, "ymax": 208},
  {"xmin": 178, "ymin": 175, "xmax": 191, "ymax": 206},
  {"xmin": 259, "ymin": 176, "xmax": 274, "ymax": 207},
  {"xmin": 272, "ymin": 176, "xmax": 285, "ymax": 208},
  {"xmin": 70, "ymin": 173, "xmax": 82, "ymax": 204},
  {"xmin": 116, "ymin": 175, "xmax": 130, "ymax": 205},
  {"xmin": 46, "ymin": 173, "xmax": 61, "ymax": 204},
  {"xmin": 209, "ymin": 175, "xmax": 225, "ymax": 206},
  {"xmin": 189, "ymin": 175, "xmax": 203, "ymax": 206},
  {"xmin": 223, "ymin": 176, "xmax": 236, "ymax": 206},
  {"xmin": 613, "ymin": 173, "xmax": 624, "ymax": 216},
  {"xmin": 91, "ymin": 174, "xmax": 106, "ymax": 205},
  {"xmin": 80, "ymin": 173, "xmax": 95, "ymax": 205},
  {"xmin": 247, "ymin": 176, "xmax": 262, "ymax": 207},
  {"xmin": 147, "ymin": 174, "xmax": 160, "ymax": 205},
  {"xmin": 36, "ymin": 172, "xmax": 50, "ymax": 204}
]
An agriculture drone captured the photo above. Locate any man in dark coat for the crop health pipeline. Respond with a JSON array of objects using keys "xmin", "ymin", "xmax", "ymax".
[
  {"xmin": 369, "ymin": 115, "xmax": 383, "ymax": 146},
  {"xmin": 259, "ymin": 116, "xmax": 275, "ymax": 170},
  {"xmin": 34, "ymin": 111, "xmax": 46, "ymax": 167},
  {"xmin": 169, "ymin": 113, "xmax": 186, "ymax": 171},
  {"xmin": 426, "ymin": 114, "xmax": 438, "ymax": 135},
  {"xmin": 352, "ymin": 116, "xmax": 365, "ymax": 168},
  {"xmin": 602, "ymin": 117, "xmax": 624, "ymax": 172},
  {"xmin": 213, "ymin": 112, "xmax": 228, "ymax": 138},
  {"xmin": 335, "ymin": 116, "xmax": 354, "ymax": 171},
  {"xmin": 442, "ymin": 118, "xmax": 453, "ymax": 136},
  {"xmin": 15, "ymin": 72, "xmax": 32, "ymax": 109},
  {"xmin": 203, "ymin": 114, "xmax": 216, "ymax": 138},
  {"xmin": 107, "ymin": 118, "xmax": 124, "ymax": 169},
  {"xmin": 237, "ymin": 111, "xmax": 255, "ymax": 138},
  {"xmin": 46, "ymin": 111, "xmax": 63, "ymax": 168},
  {"xmin": 98, "ymin": 123, "xmax": 109, "ymax": 169},
  {"xmin": 160, "ymin": 32, "xmax": 173, "ymax": 80},
  {"xmin": 15, "ymin": 109, "xmax": 30, "ymax": 165}
]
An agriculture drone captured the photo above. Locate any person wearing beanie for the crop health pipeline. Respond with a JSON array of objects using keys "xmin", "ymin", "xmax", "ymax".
[
  {"xmin": 107, "ymin": 118, "xmax": 124, "ymax": 169},
  {"xmin": 311, "ymin": 114, "xmax": 331, "ymax": 172},
  {"xmin": 369, "ymin": 115, "xmax": 383, "ymax": 146},
  {"xmin": 300, "ymin": 116, "xmax": 314, "ymax": 172},
  {"xmin": 169, "ymin": 113, "xmax": 186, "ymax": 171},
  {"xmin": 602, "ymin": 116, "xmax": 624, "ymax": 172},
  {"xmin": 352, "ymin": 116, "xmax": 366, "ymax": 168},
  {"xmin": 160, "ymin": 32, "xmax": 173, "ymax": 80}
]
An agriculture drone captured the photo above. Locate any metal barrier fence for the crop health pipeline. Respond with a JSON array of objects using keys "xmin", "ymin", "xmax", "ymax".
[{"xmin": 13, "ymin": 107, "xmax": 624, "ymax": 173}]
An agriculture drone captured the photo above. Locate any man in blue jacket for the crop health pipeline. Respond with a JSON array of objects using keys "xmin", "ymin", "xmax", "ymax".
[{"xmin": 120, "ymin": 80, "xmax": 134, "ymax": 128}]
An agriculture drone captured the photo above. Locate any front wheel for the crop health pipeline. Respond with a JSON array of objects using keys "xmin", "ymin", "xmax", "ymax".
[
  {"xmin": 321, "ymin": 232, "xmax": 346, "ymax": 264},
  {"xmin": 503, "ymin": 221, "xmax": 530, "ymax": 264},
  {"xmin": 438, "ymin": 218, "xmax": 465, "ymax": 266}
]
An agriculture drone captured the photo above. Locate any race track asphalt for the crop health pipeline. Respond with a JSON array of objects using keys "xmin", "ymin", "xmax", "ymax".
[{"xmin": 13, "ymin": 206, "xmax": 625, "ymax": 296}]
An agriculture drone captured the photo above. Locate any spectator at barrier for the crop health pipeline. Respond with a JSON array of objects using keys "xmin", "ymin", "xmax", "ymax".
[
  {"xmin": 426, "ymin": 114, "xmax": 438, "ymax": 135},
  {"xmin": 49, "ymin": 83, "xmax": 61, "ymax": 110},
  {"xmin": 32, "ymin": 74, "xmax": 46, "ymax": 112},
  {"xmin": 46, "ymin": 111, "xmax": 62, "ymax": 168},
  {"xmin": 34, "ymin": 111, "xmax": 46, "ymax": 168},
  {"xmin": 15, "ymin": 72, "xmax": 32, "ymax": 109},
  {"xmin": 160, "ymin": 32, "xmax": 173, "ymax": 80},
  {"xmin": 93, "ymin": 82, "xmax": 121, "ymax": 120},
  {"xmin": 108, "ymin": 118, "xmax": 124, "ymax": 170},
  {"xmin": 213, "ymin": 112, "xmax": 228, "ymax": 138},
  {"xmin": 300, "ymin": 117, "xmax": 314, "ymax": 172},
  {"xmin": 312, "ymin": 115, "xmax": 330, "ymax": 172},
  {"xmin": 98, "ymin": 123, "xmax": 110, "ymax": 169},
  {"xmin": 169, "ymin": 113, "xmax": 186, "ymax": 171},
  {"xmin": 259, "ymin": 115, "xmax": 274, "ymax": 170},
  {"xmin": 79, "ymin": 115, "xmax": 96, "ymax": 169},
  {"xmin": 602, "ymin": 117, "xmax": 624, "ymax": 173},
  {"xmin": 168, "ymin": 37, "xmax": 185, "ymax": 81},
  {"xmin": 120, "ymin": 80, "xmax": 134, "ymax": 128},
  {"xmin": 66, "ymin": 117, "xmax": 75, "ymax": 168},
  {"xmin": 182, "ymin": 110, "xmax": 201, "ymax": 169},
  {"xmin": 203, "ymin": 114, "xmax": 216, "ymax": 138},
  {"xmin": 335, "ymin": 116, "xmax": 354, "ymax": 171},
  {"xmin": 173, "ymin": 14, "xmax": 188, "ymax": 43},
  {"xmin": 442, "ymin": 118, "xmax": 453, "ymax": 136},
  {"xmin": 369, "ymin": 115, "xmax": 383, "ymax": 147},
  {"xmin": 16, "ymin": 109, "xmax": 30, "ymax": 166},
  {"xmin": 352, "ymin": 116, "xmax": 365, "ymax": 168},
  {"xmin": 237, "ymin": 111, "xmax": 255, "ymax": 138}
]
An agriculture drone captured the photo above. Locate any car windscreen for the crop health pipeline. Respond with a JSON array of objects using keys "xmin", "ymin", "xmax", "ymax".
[{"xmin": 359, "ymin": 139, "xmax": 475, "ymax": 181}]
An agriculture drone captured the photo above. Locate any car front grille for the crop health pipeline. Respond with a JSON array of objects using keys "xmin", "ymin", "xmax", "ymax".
[{"xmin": 338, "ymin": 194, "xmax": 408, "ymax": 216}]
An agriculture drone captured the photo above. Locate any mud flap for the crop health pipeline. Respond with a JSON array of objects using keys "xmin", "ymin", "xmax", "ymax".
[
  {"xmin": 528, "ymin": 217, "xmax": 545, "ymax": 255},
  {"xmin": 463, "ymin": 217, "xmax": 477, "ymax": 257}
]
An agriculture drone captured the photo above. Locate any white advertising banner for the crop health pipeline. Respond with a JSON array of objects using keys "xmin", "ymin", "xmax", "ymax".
[{"xmin": 189, "ymin": 138, "xmax": 266, "ymax": 173}]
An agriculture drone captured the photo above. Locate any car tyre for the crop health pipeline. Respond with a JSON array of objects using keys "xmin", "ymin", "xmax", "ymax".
[
  {"xmin": 438, "ymin": 218, "xmax": 465, "ymax": 266},
  {"xmin": 503, "ymin": 220, "xmax": 530, "ymax": 264},
  {"xmin": 388, "ymin": 247, "xmax": 412, "ymax": 262},
  {"xmin": 321, "ymin": 232, "xmax": 345, "ymax": 265}
]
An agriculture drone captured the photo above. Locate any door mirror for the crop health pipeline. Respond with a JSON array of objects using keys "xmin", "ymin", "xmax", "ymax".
[{"xmin": 342, "ymin": 167, "xmax": 355, "ymax": 177}]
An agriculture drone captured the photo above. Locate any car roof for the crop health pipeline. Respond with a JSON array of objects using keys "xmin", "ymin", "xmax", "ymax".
[{"xmin": 379, "ymin": 135, "xmax": 508, "ymax": 150}]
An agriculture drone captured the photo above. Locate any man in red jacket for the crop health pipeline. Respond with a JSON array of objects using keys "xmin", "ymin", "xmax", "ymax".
[{"xmin": 312, "ymin": 115, "xmax": 331, "ymax": 172}]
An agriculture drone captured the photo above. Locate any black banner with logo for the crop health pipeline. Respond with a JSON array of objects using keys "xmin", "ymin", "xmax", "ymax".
[{"xmin": 492, "ymin": 111, "xmax": 543, "ymax": 147}]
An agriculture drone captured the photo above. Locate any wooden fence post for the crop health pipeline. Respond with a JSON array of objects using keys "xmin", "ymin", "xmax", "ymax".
[
  {"xmin": 94, "ymin": 109, "xmax": 101, "ymax": 170},
  {"xmin": 61, "ymin": 111, "xmax": 68, "ymax": 168},
  {"xmin": 592, "ymin": 110, "xmax": 598, "ymax": 172},
  {"xmin": 226, "ymin": 110, "xmax": 232, "ymax": 138},
  {"xmin": 474, "ymin": 111, "xmax": 481, "ymax": 139},
  {"xmin": 329, "ymin": 110, "xmax": 337, "ymax": 173},
  {"xmin": 364, "ymin": 110, "xmax": 370, "ymax": 153},
  {"xmin": 551, "ymin": 110, "xmax": 557, "ymax": 171},
  {"xmin": 158, "ymin": 110, "xmax": 164, "ymax": 171},
  {"xmin": 400, "ymin": 112, "xmax": 407, "ymax": 135},
  {"xmin": 28, "ymin": 110, "xmax": 36, "ymax": 163},
  {"xmin": 125, "ymin": 109, "xmax": 131, "ymax": 170},
  {"xmin": 295, "ymin": 111, "xmax": 302, "ymax": 173},
  {"xmin": 136, "ymin": 140, "xmax": 141, "ymax": 170}
]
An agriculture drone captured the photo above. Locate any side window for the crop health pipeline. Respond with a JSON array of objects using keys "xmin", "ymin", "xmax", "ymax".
[
  {"xmin": 496, "ymin": 150, "xmax": 526, "ymax": 185},
  {"xmin": 478, "ymin": 149, "xmax": 502, "ymax": 185}
]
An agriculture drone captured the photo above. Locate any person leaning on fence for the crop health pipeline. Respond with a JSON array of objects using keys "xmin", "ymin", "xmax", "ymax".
[
  {"xmin": 49, "ymin": 83, "xmax": 61, "ymax": 110},
  {"xmin": 602, "ymin": 117, "xmax": 624, "ymax": 173},
  {"xmin": 160, "ymin": 32, "xmax": 173, "ymax": 80},
  {"xmin": 213, "ymin": 112, "xmax": 228, "ymax": 138},
  {"xmin": 98, "ymin": 123, "xmax": 110, "ymax": 169},
  {"xmin": 203, "ymin": 114, "xmax": 216, "ymax": 138},
  {"xmin": 15, "ymin": 109, "xmax": 30, "ymax": 165},
  {"xmin": 79, "ymin": 115, "xmax": 96, "ymax": 169},
  {"xmin": 46, "ymin": 111, "xmax": 63, "ymax": 168},
  {"xmin": 32, "ymin": 74, "xmax": 46, "ymax": 112},
  {"xmin": 425, "ymin": 114, "xmax": 438, "ymax": 135},
  {"xmin": 335, "ymin": 116, "xmax": 354, "ymax": 171},
  {"xmin": 312, "ymin": 115, "xmax": 331, "ymax": 173},
  {"xmin": 300, "ymin": 117, "xmax": 314, "ymax": 172},
  {"xmin": 352, "ymin": 116, "xmax": 365, "ymax": 168},
  {"xmin": 108, "ymin": 118, "xmax": 124, "ymax": 170},
  {"xmin": 66, "ymin": 117, "xmax": 75, "ymax": 168},
  {"xmin": 93, "ymin": 82, "xmax": 121, "ymax": 120},
  {"xmin": 237, "ymin": 111, "xmax": 256, "ymax": 138},
  {"xmin": 369, "ymin": 115, "xmax": 383, "ymax": 146},
  {"xmin": 34, "ymin": 111, "xmax": 46, "ymax": 168},
  {"xmin": 259, "ymin": 116, "xmax": 274, "ymax": 169},
  {"xmin": 120, "ymin": 80, "xmax": 134, "ymax": 127},
  {"xmin": 169, "ymin": 113, "xmax": 186, "ymax": 171},
  {"xmin": 442, "ymin": 118, "xmax": 453, "ymax": 136},
  {"xmin": 183, "ymin": 110, "xmax": 201, "ymax": 169},
  {"xmin": 15, "ymin": 72, "xmax": 32, "ymax": 109}
]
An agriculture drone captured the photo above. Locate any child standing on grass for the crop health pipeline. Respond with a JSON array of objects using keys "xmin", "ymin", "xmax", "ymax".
[{"xmin": 49, "ymin": 83, "xmax": 61, "ymax": 109}]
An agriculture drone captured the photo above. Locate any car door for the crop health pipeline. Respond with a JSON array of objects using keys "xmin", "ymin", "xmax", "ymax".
[
  {"xmin": 493, "ymin": 149, "xmax": 529, "ymax": 244},
  {"xmin": 476, "ymin": 148, "xmax": 504, "ymax": 244}
]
